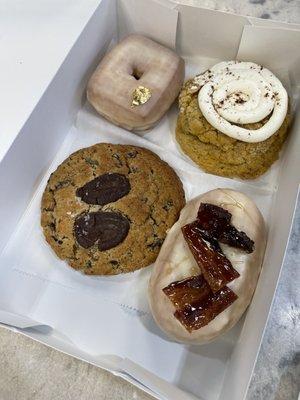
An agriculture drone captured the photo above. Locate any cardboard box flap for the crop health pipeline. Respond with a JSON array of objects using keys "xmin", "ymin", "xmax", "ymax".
[
  {"xmin": 175, "ymin": 4, "xmax": 250, "ymax": 59},
  {"xmin": 248, "ymin": 16, "xmax": 300, "ymax": 31},
  {"xmin": 117, "ymin": 0, "xmax": 178, "ymax": 49},
  {"xmin": 120, "ymin": 358, "xmax": 201, "ymax": 400},
  {"xmin": 237, "ymin": 25, "xmax": 300, "ymax": 87}
]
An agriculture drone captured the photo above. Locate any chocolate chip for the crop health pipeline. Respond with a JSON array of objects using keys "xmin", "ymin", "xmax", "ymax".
[
  {"xmin": 130, "ymin": 166, "xmax": 139, "ymax": 173},
  {"xmin": 76, "ymin": 173, "xmax": 130, "ymax": 205},
  {"xmin": 55, "ymin": 180, "xmax": 71, "ymax": 190},
  {"xmin": 85, "ymin": 157, "xmax": 99, "ymax": 168},
  {"xmin": 74, "ymin": 211, "xmax": 130, "ymax": 251},
  {"xmin": 148, "ymin": 238, "xmax": 164, "ymax": 250},
  {"xmin": 52, "ymin": 235, "xmax": 63, "ymax": 245},
  {"xmin": 163, "ymin": 200, "xmax": 174, "ymax": 211},
  {"xmin": 109, "ymin": 260, "xmax": 120, "ymax": 269},
  {"xmin": 127, "ymin": 150, "xmax": 138, "ymax": 158},
  {"xmin": 112, "ymin": 153, "xmax": 123, "ymax": 167}
]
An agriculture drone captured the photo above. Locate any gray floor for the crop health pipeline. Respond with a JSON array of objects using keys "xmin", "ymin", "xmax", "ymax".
[{"xmin": 0, "ymin": 327, "xmax": 153, "ymax": 400}]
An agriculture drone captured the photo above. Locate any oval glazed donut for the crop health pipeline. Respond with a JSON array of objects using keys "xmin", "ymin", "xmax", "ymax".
[
  {"xmin": 148, "ymin": 189, "xmax": 267, "ymax": 344},
  {"xmin": 87, "ymin": 34, "xmax": 185, "ymax": 131}
]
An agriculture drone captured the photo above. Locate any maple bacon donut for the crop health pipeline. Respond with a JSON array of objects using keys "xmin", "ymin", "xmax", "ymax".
[
  {"xmin": 87, "ymin": 34, "xmax": 185, "ymax": 131},
  {"xmin": 148, "ymin": 189, "xmax": 266, "ymax": 344}
]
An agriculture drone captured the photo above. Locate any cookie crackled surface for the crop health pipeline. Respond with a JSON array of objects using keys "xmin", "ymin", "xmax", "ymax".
[
  {"xmin": 41, "ymin": 143, "xmax": 185, "ymax": 275},
  {"xmin": 87, "ymin": 34, "xmax": 185, "ymax": 131}
]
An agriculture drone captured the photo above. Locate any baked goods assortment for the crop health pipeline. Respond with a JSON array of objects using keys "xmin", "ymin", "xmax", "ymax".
[
  {"xmin": 148, "ymin": 189, "xmax": 266, "ymax": 344},
  {"xmin": 41, "ymin": 143, "xmax": 185, "ymax": 275},
  {"xmin": 87, "ymin": 34, "xmax": 184, "ymax": 131},
  {"xmin": 40, "ymin": 35, "xmax": 291, "ymax": 343},
  {"xmin": 176, "ymin": 61, "xmax": 289, "ymax": 179}
]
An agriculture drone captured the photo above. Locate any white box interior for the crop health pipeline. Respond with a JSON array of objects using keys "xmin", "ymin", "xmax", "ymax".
[{"xmin": 0, "ymin": 1, "xmax": 299, "ymax": 400}]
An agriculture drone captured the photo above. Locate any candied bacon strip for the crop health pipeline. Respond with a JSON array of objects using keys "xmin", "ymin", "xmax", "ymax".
[
  {"xmin": 219, "ymin": 226, "xmax": 254, "ymax": 253},
  {"xmin": 163, "ymin": 275, "xmax": 211, "ymax": 309},
  {"xmin": 197, "ymin": 203, "xmax": 231, "ymax": 236},
  {"xmin": 197, "ymin": 203, "xmax": 254, "ymax": 253},
  {"xmin": 182, "ymin": 222, "xmax": 240, "ymax": 293},
  {"xmin": 187, "ymin": 221, "xmax": 222, "ymax": 253},
  {"xmin": 174, "ymin": 285, "xmax": 237, "ymax": 332},
  {"xmin": 163, "ymin": 275, "xmax": 237, "ymax": 332}
]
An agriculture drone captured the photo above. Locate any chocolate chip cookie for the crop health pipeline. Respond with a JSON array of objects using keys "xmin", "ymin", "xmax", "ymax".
[{"xmin": 41, "ymin": 143, "xmax": 185, "ymax": 275}]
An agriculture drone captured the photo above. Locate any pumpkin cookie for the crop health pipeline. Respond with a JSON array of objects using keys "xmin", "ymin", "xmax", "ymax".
[
  {"xmin": 41, "ymin": 143, "xmax": 185, "ymax": 275},
  {"xmin": 176, "ymin": 61, "xmax": 290, "ymax": 180}
]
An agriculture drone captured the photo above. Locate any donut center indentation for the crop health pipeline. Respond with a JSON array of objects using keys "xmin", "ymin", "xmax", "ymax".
[{"xmin": 131, "ymin": 67, "xmax": 143, "ymax": 80}]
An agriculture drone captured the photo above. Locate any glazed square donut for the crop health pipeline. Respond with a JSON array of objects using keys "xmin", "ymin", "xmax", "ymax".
[{"xmin": 87, "ymin": 34, "xmax": 185, "ymax": 131}]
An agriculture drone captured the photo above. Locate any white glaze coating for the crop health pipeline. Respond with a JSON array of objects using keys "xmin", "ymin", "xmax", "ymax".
[
  {"xmin": 87, "ymin": 34, "xmax": 184, "ymax": 131},
  {"xmin": 195, "ymin": 61, "xmax": 288, "ymax": 143},
  {"xmin": 148, "ymin": 189, "xmax": 267, "ymax": 344}
]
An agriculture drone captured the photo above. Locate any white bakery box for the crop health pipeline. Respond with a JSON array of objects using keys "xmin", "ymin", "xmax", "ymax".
[{"xmin": 0, "ymin": 1, "xmax": 299, "ymax": 399}]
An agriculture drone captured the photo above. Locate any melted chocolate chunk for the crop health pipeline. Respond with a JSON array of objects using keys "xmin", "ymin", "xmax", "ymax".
[
  {"xmin": 74, "ymin": 211, "xmax": 130, "ymax": 251},
  {"xmin": 76, "ymin": 173, "xmax": 130, "ymax": 206},
  {"xmin": 182, "ymin": 222, "xmax": 240, "ymax": 293},
  {"xmin": 163, "ymin": 275, "xmax": 237, "ymax": 332}
]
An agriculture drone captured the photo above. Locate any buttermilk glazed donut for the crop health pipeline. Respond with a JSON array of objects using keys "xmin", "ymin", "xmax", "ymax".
[
  {"xmin": 148, "ymin": 189, "xmax": 267, "ymax": 344},
  {"xmin": 87, "ymin": 34, "xmax": 185, "ymax": 131}
]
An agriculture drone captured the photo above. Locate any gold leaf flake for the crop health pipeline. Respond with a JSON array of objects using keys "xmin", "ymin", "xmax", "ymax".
[{"xmin": 131, "ymin": 86, "xmax": 152, "ymax": 107}]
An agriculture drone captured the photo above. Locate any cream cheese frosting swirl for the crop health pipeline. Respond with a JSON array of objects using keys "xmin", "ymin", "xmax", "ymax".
[{"xmin": 191, "ymin": 61, "xmax": 288, "ymax": 143}]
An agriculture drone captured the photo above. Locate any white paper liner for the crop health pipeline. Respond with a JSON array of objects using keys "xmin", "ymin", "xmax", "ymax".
[{"xmin": 0, "ymin": 73, "xmax": 277, "ymax": 399}]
